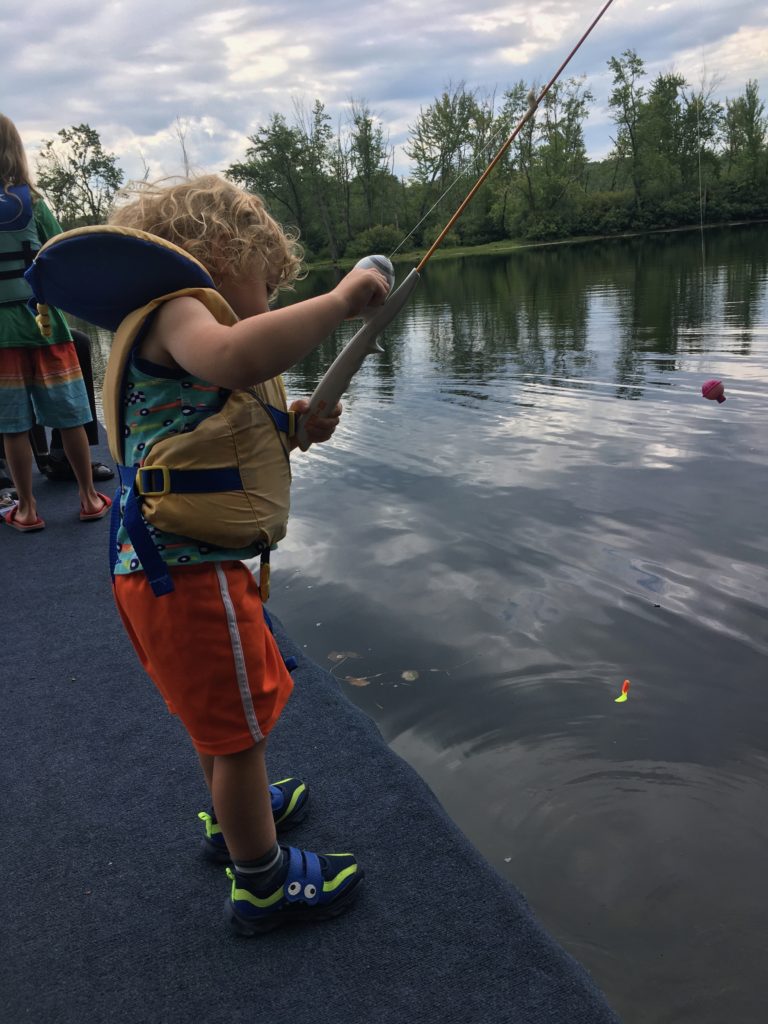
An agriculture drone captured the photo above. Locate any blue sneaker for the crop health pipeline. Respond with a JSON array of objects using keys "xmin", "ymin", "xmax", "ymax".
[
  {"xmin": 198, "ymin": 777, "xmax": 309, "ymax": 863},
  {"xmin": 225, "ymin": 845, "xmax": 363, "ymax": 936}
]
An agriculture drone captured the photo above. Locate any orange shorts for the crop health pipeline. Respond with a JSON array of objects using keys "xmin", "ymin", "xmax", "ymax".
[{"xmin": 113, "ymin": 561, "xmax": 294, "ymax": 755}]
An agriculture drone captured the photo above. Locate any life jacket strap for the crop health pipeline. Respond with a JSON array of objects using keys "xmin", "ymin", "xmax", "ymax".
[
  {"xmin": 112, "ymin": 464, "xmax": 269, "ymax": 598},
  {"xmin": 111, "ymin": 467, "xmax": 174, "ymax": 596},
  {"xmin": 259, "ymin": 547, "xmax": 271, "ymax": 602},
  {"xmin": 134, "ymin": 464, "xmax": 243, "ymax": 497},
  {"xmin": 0, "ymin": 240, "xmax": 35, "ymax": 279},
  {"xmin": 261, "ymin": 601, "xmax": 298, "ymax": 671},
  {"xmin": 263, "ymin": 405, "xmax": 296, "ymax": 437}
]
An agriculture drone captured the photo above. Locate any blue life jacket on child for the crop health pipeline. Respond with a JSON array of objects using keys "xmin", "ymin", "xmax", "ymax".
[{"xmin": 0, "ymin": 184, "xmax": 40, "ymax": 305}]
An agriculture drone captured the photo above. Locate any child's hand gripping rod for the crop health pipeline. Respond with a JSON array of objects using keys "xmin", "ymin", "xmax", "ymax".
[{"xmin": 295, "ymin": 255, "xmax": 421, "ymax": 451}]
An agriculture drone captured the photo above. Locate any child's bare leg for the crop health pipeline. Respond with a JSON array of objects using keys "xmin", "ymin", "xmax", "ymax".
[
  {"xmin": 197, "ymin": 752, "xmax": 214, "ymax": 794},
  {"xmin": 211, "ymin": 741, "xmax": 276, "ymax": 862},
  {"xmin": 197, "ymin": 749, "xmax": 309, "ymax": 865},
  {"xmin": 3, "ymin": 431, "xmax": 37, "ymax": 524},
  {"xmin": 59, "ymin": 425, "xmax": 102, "ymax": 513}
]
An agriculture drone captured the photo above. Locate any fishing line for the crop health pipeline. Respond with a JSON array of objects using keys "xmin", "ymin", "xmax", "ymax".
[
  {"xmin": 697, "ymin": 99, "xmax": 706, "ymax": 269},
  {"xmin": 414, "ymin": 0, "xmax": 618, "ymax": 272},
  {"xmin": 694, "ymin": 51, "xmax": 721, "ymax": 399},
  {"xmin": 297, "ymin": 0, "xmax": 619, "ymax": 449},
  {"xmin": 695, "ymin": 85, "xmax": 714, "ymax": 390},
  {"xmin": 390, "ymin": 0, "xmax": 617, "ymax": 262},
  {"xmin": 389, "ymin": 92, "xmax": 536, "ymax": 259}
]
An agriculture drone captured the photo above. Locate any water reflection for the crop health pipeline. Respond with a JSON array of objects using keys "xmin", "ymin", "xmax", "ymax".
[{"xmin": 79, "ymin": 223, "xmax": 768, "ymax": 1023}]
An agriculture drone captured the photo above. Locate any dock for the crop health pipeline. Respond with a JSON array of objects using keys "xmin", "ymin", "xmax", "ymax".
[{"xmin": 1, "ymin": 446, "xmax": 619, "ymax": 1023}]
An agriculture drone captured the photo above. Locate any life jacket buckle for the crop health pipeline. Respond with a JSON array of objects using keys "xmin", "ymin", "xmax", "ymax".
[{"xmin": 135, "ymin": 465, "xmax": 171, "ymax": 496}]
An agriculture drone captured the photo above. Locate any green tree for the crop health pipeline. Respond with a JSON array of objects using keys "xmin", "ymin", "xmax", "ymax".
[
  {"xmin": 405, "ymin": 82, "xmax": 503, "ymax": 245},
  {"xmin": 36, "ymin": 124, "xmax": 124, "ymax": 228},
  {"xmin": 537, "ymin": 78, "xmax": 594, "ymax": 197},
  {"xmin": 294, "ymin": 99, "xmax": 342, "ymax": 259},
  {"xmin": 219, "ymin": 64, "xmax": 768, "ymax": 257},
  {"xmin": 608, "ymin": 50, "xmax": 646, "ymax": 203},
  {"xmin": 722, "ymin": 80, "xmax": 767, "ymax": 182},
  {"xmin": 405, "ymin": 82, "xmax": 480, "ymax": 191},
  {"xmin": 497, "ymin": 77, "xmax": 593, "ymax": 238},
  {"xmin": 330, "ymin": 124, "xmax": 354, "ymax": 244},
  {"xmin": 496, "ymin": 81, "xmax": 538, "ymax": 223},
  {"xmin": 227, "ymin": 114, "xmax": 310, "ymax": 240},
  {"xmin": 454, "ymin": 88, "xmax": 506, "ymax": 243},
  {"xmin": 678, "ymin": 80, "xmax": 722, "ymax": 213},
  {"xmin": 637, "ymin": 71, "xmax": 688, "ymax": 199},
  {"xmin": 348, "ymin": 99, "xmax": 392, "ymax": 228}
]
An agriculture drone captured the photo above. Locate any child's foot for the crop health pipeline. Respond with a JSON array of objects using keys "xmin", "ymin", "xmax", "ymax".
[
  {"xmin": 225, "ymin": 845, "xmax": 363, "ymax": 936},
  {"xmin": 198, "ymin": 777, "xmax": 309, "ymax": 863}
]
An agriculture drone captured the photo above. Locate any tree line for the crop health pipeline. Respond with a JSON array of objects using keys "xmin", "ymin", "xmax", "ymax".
[{"xmin": 33, "ymin": 50, "xmax": 768, "ymax": 259}]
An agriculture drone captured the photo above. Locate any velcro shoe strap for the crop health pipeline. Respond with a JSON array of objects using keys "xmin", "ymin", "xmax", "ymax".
[
  {"xmin": 284, "ymin": 847, "xmax": 323, "ymax": 906},
  {"xmin": 269, "ymin": 785, "xmax": 282, "ymax": 813}
]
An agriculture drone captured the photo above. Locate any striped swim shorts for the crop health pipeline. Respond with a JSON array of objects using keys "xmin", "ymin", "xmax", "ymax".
[
  {"xmin": 113, "ymin": 561, "xmax": 295, "ymax": 755},
  {"xmin": 0, "ymin": 342, "xmax": 92, "ymax": 433}
]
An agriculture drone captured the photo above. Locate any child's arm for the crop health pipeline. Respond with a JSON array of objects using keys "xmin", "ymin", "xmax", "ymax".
[{"xmin": 145, "ymin": 267, "xmax": 389, "ymax": 390}]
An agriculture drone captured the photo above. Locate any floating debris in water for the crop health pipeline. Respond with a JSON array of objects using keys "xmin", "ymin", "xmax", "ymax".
[
  {"xmin": 401, "ymin": 670, "xmax": 419, "ymax": 681},
  {"xmin": 614, "ymin": 679, "xmax": 631, "ymax": 703},
  {"xmin": 328, "ymin": 650, "xmax": 360, "ymax": 662},
  {"xmin": 345, "ymin": 676, "xmax": 371, "ymax": 687}
]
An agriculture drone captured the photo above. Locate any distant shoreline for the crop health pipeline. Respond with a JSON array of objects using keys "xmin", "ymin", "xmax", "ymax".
[{"xmin": 309, "ymin": 218, "xmax": 768, "ymax": 272}]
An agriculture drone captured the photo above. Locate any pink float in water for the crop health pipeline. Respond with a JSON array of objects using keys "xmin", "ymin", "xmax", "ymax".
[{"xmin": 701, "ymin": 379, "xmax": 726, "ymax": 403}]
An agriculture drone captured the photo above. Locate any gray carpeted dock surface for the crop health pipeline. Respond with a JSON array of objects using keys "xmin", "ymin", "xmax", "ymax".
[{"xmin": 1, "ymin": 452, "xmax": 620, "ymax": 1024}]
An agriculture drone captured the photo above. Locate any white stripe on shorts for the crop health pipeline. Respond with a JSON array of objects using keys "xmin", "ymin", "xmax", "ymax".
[{"xmin": 214, "ymin": 563, "xmax": 264, "ymax": 744}]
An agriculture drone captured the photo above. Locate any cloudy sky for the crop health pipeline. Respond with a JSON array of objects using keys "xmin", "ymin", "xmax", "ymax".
[{"xmin": 2, "ymin": 0, "xmax": 766, "ymax": 185}]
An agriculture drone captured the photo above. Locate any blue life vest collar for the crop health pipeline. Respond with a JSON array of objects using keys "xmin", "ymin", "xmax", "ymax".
[
  {"xmin": 24, "ymin": 224, "xmax": 214, "ymax": 331},
  {"xmin": 0, "ymin": 184, "xmax": 33, "ymax": 231}
]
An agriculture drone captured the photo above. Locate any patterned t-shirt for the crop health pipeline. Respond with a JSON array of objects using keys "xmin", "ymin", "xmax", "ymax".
[{"xmin": 114, "ymin": 353, "xmax": 267, "ymax": 574}]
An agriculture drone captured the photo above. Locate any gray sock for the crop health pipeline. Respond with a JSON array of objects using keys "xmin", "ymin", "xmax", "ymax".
[{"xmin": 233, "ymin": 843, "xmax": 286, "ymax": 891}]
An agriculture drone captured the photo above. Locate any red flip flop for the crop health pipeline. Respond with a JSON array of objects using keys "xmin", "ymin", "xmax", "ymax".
[
  {"xmin": 2, "ymin": 506, "xmax": 46, "ymax": 532},
  {"xmin": 80, "ymin": 491, "xmax": 112, "ymax": 521}
]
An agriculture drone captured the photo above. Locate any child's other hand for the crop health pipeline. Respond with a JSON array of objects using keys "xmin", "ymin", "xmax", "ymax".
[
  {"xmin": 290, "ymin": 398, "xmax": 343, "ymax": 446},
  {"xmin": 333, "ymin": 267, "xmax": 390, "ymax": 319}
]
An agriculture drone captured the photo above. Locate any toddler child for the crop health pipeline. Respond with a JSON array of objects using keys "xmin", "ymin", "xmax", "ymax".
[{"xmin": 107, "ymin": 174, "xmax": 389, "ymax": 934}]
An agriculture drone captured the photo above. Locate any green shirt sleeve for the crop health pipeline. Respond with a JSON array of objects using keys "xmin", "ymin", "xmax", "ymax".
[
  {"xmin": 33, "ymin": 199, "xmax": 65, "ymax": 244},
  {"xmin": 23, "ymin": 197, "xmax": 72, "ymax": 346}
]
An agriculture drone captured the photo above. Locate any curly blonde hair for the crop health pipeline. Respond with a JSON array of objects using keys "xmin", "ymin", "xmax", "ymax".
[{"xmin": 109, "ymin": 174, "xmax": 304, "ymax": 294}]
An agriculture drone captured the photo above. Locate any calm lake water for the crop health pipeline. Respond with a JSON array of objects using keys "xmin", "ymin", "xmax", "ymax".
[{"xmin": 86, "ymin": 224, "xmax": 768, "ymax": 1024}]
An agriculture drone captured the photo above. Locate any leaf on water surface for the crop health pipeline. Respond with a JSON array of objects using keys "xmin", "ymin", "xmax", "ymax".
[
  {"xmin": 328, "ymin": 650, "xmax": 361, "ymax": 662},
  {"xmin": 345, "ymin": 676, "xmax": 370, "ymax": 687},
  {"xmin": 401, "ymin": 670, "xmax": 419, "ymax": 681}
]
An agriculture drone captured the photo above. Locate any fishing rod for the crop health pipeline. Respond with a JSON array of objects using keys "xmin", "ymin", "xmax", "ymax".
[{"xmin": 295, "ymin": 0, "xmax": 618, "ymax": 450}]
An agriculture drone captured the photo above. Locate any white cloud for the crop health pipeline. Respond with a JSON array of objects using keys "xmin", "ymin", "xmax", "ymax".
[{"xmin": 2, "ymin": 0, "xmax": 766, "ymax": 183}]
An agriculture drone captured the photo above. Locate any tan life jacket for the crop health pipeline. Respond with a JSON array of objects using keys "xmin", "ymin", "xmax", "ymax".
[{"xmin": 104, "ymin": 286, "xmax": 293, "ymax": 550}]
